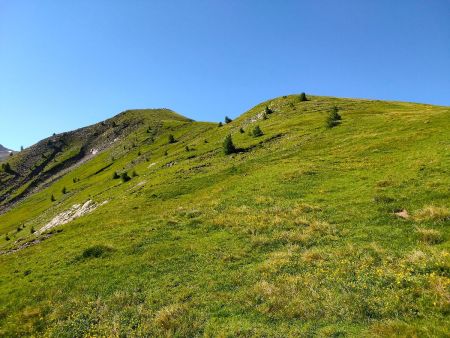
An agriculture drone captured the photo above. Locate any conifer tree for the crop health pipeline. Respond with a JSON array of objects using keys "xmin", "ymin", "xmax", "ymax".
[
  {"xmin": 252, "ymin": 125, "xmax": 263, "ymax": 137},
  {"xmin": 223, "ymin": 135, "xmax": 236, "ymax": 155}
]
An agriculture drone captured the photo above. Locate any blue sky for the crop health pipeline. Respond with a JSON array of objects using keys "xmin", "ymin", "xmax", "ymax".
[{"xmin": 1, "ymin": 0, "xmax": 449, "ymax": 150}]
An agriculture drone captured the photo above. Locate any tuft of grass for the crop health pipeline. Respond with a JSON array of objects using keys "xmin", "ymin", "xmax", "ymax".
[
  {"xmin": 416, "ymin": 227, "xmax": 443, "ymax": 245},
  {"xmin": 414, "ymin": 206, "xmax": 450, "ymax": 223},
  {"xmin": 154, "ymin": 303, "xmax": 187, "ymax": 331}
]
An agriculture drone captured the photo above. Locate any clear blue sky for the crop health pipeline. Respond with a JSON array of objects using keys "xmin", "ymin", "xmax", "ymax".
[{"xmin": 1, "ymin": 0, "xmax": 449, "ymax": 150}]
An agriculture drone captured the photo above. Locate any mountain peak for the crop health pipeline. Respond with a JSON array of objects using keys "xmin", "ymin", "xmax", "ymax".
[{"xmin": 0, "ymin": 144, "xmax": 13, "ymax": 159}]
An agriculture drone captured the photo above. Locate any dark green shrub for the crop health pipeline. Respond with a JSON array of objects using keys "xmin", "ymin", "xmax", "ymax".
[
  {"xmin": 185, "ymin": 145, "xmax": 190, "ymax": 152},
  {"xmin": 121, "ymin": 172, "xmax": 131, "ymax": 182},
  {"xmin": 225, "ymin": 116, "xmax": 232, "ymax": 124},
  {"xmin": 223, "ymin": 135, "xmax": 236, "ymax": 155},
  {"xmin": 62, "ymin": 187, "xmax": 67, "ymax": 194},
  {"xmin": 51, "ymin": 194, "xmax": 56, "ymax": 202},
  {"xmin": 299, "ymin": 92, "xmax": 308, "ymax": 101},
  {"xmin": 82, "ymin": 245, "xmax": 112, "ymax": 259},
  {"xmin": 112, "ymin": 171, "xmax": 120, "ymax": 179},
  {"xmin": 5, "ymin": 234, "xmax": 10, "ymax": 241},
  {"xmin": 218, "ymin": 122, "xmax": 223, "ymax": 127},
  {"xmin": 252, "ymin": 125, "xmax": 263, "ymax": 137},
  {"xmin": 265, "ymin": 106, "xmax": 273, "ymax": 114},
  {"xmin": 2, "ymin": 162, "xmax": 12, "ymax": 174},
  {"xmin": 30, "ymin": 226, "xmax": 36, "ymax": 234},
  {"xmin": 168, "ymin": 134, "xmax": 176, "ymax": 144},
  {"xmin": 132, "ymin": 170, "xmax": 138, "ymax": 177},
  {"xmin": 239, "ymin": 127, "xmax": 244, "ymax": 133}
]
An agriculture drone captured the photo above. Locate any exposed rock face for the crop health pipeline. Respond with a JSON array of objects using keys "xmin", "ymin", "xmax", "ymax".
[{"xmin": 38, "ymin": 200, "xmax": 108, "ymax": 234}]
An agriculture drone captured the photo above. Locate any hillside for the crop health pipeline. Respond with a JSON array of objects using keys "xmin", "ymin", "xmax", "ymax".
[{"xmin": 0, "ymin": 95, "xmax": 449, "ymax": 336}]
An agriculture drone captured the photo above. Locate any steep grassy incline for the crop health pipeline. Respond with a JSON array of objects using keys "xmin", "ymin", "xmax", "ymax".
[{"xmin": 0, "ymin": 95, "xmax": 449, "ymax": 336}]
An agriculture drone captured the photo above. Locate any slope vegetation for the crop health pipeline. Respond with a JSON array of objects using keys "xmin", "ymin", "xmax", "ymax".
[{"xmin": 0, "ymin": 95, "xmax": 449, "ymax": 336}]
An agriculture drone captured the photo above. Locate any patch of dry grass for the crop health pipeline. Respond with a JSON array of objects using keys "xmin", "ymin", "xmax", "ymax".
[{"xmin": 414, "ymin": 205, "xmax": 450, "ymax": 223}]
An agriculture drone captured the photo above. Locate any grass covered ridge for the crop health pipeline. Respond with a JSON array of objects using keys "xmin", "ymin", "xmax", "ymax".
[{"xmin": 0, "ymin": 95, "xmax": 449, "ymax": 336}]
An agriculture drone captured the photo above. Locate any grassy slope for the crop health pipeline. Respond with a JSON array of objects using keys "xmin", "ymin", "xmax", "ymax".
[{"xmin": 0, "ymin": 95, "xmax": 449, "ymax": 337}]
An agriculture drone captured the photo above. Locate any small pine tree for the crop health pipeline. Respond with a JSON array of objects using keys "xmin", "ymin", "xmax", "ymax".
[
  {"xmin": 5, "ymin": 234, "xmax": 10, "ymax": 241},
  {"xmin": 225, "ymin": 116, "xmax": 232, "ymax": 124},
  {"xmin": 218, "ymin": 122, "xmax": 223, "ymax": 127},
  {"xmin": 20, "ymin": 146, "xmax": 24, "ymax": 151},
  {"xmin": 132, "ymin": 170, "xmax": 138, "ymax": 177},
  {"xmin": 185, "ymin": 145, "xmax": 190, "ymax": 152},
  {"xmin": 121, "ymin": 172, "xmax": 131, "ymax": 182},
  {"xmin": 239, "ymin": 127, "xmax": 244, "ymax": 133},
  {"xmin": 299, "ymin": 92, "xmax": 307, "ymax": 102},
  {"xmin": 265, "ymin": 106, "xmax": 273, "ymax": 114},
  {"xmin": 62, "ymin": 187, "xmax": 67, "ymax": 194},
  {"xmin": 326, "ymin": 106, "xmax": 342, "ymax": 128},
  {"xmin": 164, "ymin": 150, "xmax": 168, "ymax": 156},
  {"xmin": 138, "ymin": 151, "xmax": 141, "ymax": 156},
  {"xmin": 168, "ymin": 134, "xmax": 176, "ymax": 144},
  {"xmin": 204, "ymin": 139, "xmax": 208, "ymax": 143},
  {"xmin": 262, "ymin": 113, "xmax": 268, "ymax": 120},
  {"xmin": 30, "ymin": 226, "xmax": 35, "ymax": 234},
  {"xmin": 223, "ymin": 135, "xmax": 236, "ymax": 155},
  {"xmin": 51, "ymin": 194, "xmax": 56, "ymax": 202},
  {"xmin": 112, "ymin": 171, "xmax": 120, "ymax": 179},
  {"xmin": 252, "ymin": 125, "xmax": 263, "ymax": 137}
]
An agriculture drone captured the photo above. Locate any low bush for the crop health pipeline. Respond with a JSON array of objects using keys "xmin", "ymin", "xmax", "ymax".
[{"xmin": 82, "ymin": 245, "xmax": 113, "ymax": 259}]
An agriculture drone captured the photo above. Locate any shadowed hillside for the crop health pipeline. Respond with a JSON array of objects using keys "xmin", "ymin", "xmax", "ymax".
[{"xmin": 0, "ymin": 95, "xmax": 449, "ymax": 336}]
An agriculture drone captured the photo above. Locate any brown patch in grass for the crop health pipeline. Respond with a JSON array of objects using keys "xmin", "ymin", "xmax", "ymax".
[{"xmin": 394, "ymin": 209, "xmax": 410, "ymax": 219}]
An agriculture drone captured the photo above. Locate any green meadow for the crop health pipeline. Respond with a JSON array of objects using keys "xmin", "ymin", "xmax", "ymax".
[{"xmin": 0, "ymin": 95, "xmax": 449, "ymax": 337}]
